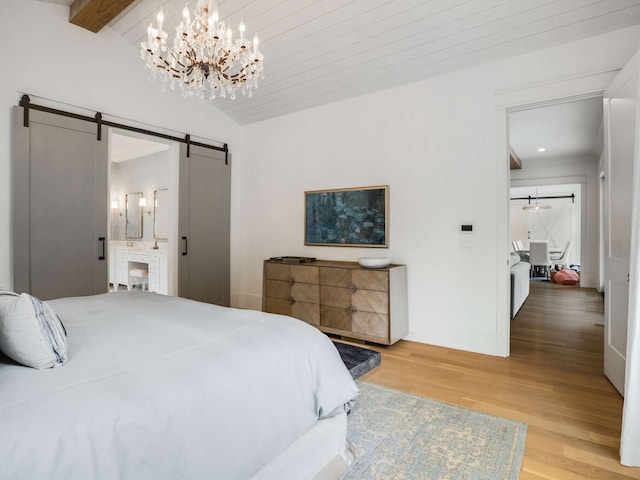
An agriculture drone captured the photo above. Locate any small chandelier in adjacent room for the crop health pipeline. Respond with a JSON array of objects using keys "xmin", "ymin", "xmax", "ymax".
[
  {"xmin": 140, "ymin": 1, "xmax": 264, "ymax": 100},
  {"xmin": 522, "ymin": 189, "xmax": 551, "ymax": 212}
]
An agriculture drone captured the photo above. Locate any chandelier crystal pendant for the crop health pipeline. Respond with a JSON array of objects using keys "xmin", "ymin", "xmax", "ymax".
[{"xmin": 140, "ymin": 1, "xmax": 264, "ymax": 100}]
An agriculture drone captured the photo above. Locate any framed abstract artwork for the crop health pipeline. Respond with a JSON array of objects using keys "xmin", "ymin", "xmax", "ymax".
[{"xmin": 304, "ymin": 185, "xmax": 389, "ymax": 247}]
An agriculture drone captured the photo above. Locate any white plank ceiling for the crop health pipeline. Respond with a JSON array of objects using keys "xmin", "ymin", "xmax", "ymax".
[
  {"xmin": 37, "ymin": 0, "xmax": 640, "ymax": 125},
  {"xmin": 510, "ymin": 96, "xmax": 604, "ymax": 163}
]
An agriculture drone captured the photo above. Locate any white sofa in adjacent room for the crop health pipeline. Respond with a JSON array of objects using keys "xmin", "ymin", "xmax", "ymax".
[{"xmin": 510, "ymin": 252, "xmax": 531, "ymax": 318}]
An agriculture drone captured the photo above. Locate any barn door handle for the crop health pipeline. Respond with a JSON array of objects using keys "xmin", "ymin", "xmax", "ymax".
[
  {"xmin": 98, "ymin": 237, "xmax": 105, "ymax": 260},
  {"xmin": 182, "ymin": 236, "xmax": 188, "ymax": 256}
]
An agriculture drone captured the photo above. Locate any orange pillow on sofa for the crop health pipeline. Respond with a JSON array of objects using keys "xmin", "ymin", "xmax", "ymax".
[{"xmin": 554, "ymin": 268, "xmax": 579, "ymax": 285}]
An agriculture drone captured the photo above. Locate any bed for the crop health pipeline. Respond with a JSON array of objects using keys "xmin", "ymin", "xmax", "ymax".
[{"xmin": 0, "ymin": 291, "xmax": 359, "ymax": 479}]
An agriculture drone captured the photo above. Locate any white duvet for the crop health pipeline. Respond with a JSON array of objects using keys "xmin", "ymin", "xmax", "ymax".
[{"xmin": 0, "ymin": 292, "xmax": 358, "ymax": 479}]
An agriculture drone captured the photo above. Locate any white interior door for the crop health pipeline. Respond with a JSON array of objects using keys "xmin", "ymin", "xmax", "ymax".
[{"xmin": 603, "ymin": 52, "xmax": 640, "ymax": 396}]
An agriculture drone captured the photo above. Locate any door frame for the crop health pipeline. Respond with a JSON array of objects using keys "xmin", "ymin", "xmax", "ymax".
[{"xmin": 495, "ymin": 68, "xmax": 621, "ymax": 355}]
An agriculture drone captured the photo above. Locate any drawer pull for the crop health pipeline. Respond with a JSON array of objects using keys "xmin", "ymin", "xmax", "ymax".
[
  {"xmin": 288, "ymin": 297, "xmax": 296, "ymax": 305},
  {"xmin": 288, "ymin": 278, "xmax": 295, "ymax": 286},
  {"xmin": 346, "ymin": 305, "xmax": 357, "ymax": 315},
  {"xmin": 346, "ymin": 283, "xmax": 357, "ymax": 294}
]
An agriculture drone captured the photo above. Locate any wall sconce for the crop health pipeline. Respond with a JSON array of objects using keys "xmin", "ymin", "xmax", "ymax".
[
  {"xmin": 111, "ymin": 200, "xmax": 122, "ymax": 217},
  {"xmin": 139, "ymin": 197, "xmax": 152, "ymax": 215}
]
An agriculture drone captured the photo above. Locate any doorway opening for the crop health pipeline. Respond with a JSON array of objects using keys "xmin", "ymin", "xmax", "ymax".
[
  {"xmin": 507, "ymin": 96, "xmax": 604, "ymax": 365},
  {"xmin": 107, "ymin": 130, "xmax": 180, "ymax": 296},
  {"xmin": 508, "ymin": 95, "xmax": 602, "ymax": 290}
]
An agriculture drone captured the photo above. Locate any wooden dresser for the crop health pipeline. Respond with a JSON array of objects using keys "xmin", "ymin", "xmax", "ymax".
[{"xmin": 262, "ymin": 259, "xmax": 408, "ymax": 345}]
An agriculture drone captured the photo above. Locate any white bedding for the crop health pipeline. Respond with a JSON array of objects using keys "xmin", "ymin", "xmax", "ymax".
[{"xmin": 0, "ymin": 292, "xmax": 358, "ymax": 479}]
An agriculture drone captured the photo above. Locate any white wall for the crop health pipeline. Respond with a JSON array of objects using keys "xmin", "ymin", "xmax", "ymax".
[
  {"xmin": 235, "ymin": 26, "xmax": 640, "ymax": 356},
  {"xmin": 511, "ymin": 156, "xmax": 599, "ymax": 287},
  {"xmin": 0, "ymin": 0, "xmax": 241, "ymax": 290}
]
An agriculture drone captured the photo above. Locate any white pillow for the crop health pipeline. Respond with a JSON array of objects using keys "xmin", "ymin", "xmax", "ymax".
[{"xmin": 0, "ymin": 291, "xmax": 68, "ymax": 369}]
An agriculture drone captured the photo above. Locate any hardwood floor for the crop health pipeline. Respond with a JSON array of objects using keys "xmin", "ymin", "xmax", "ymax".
[{"xmin": 354, "ymin": 281, "xmax": 640, "ymax": 479}]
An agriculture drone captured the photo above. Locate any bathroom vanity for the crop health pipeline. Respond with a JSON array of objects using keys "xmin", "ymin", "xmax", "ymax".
[{"xmin": 109, "ymin": 246, "xmax": 168, "ymax": 294}]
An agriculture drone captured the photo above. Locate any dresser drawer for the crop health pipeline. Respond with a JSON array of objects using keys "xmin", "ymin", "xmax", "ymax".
[
  {"xmin": 320, "ymin": 305, "xmax": 352, "ymax": 331},
  {"xmin": 352, "ymin": 311, "xmax": 389, "ymax": 341},
  {"xmin": 319, "ymin": 285, "xmax": 351, "ymax": 308},
  {"xmin": 265, "ymin": 297, "xmax": 292, "ymax": 316},
  {"xmin": 352, "ymin": 270, "xmax": 388, "ymax": 291},
  {"xmin": 292, "ymin": 283, "xmax": 319, "ymax": 304},
  {"xmin": 291, "ymin": 302, "xmax": 320, "ymax": 326},
  {"xmin": 319, "ymin": 306, "xmax": 389, "ymax": 342},
  {"xmin": 352, "ymin": 289, "xmax": 388, "ymax": 314},
  {"xmin": 319, "ymin": 285, "xmax": 388, "ymax": 314},
  {"xmin": 266, "ymin": 297, "xmax": 319, "ymax": 326},
  {"xmin": 265, "ymin": 263, "xmax": 319, "ymax": 283},
  {"xmin": 266, "ymin": 279, "xmax": 319, "ymax": 303},
  {"xmin": 265, "ymin": 279, "xmax": 292, "ymax": 300},
  {"xmin": 319, "ymin": 267, "xmax": 351, "ymax": 287}
]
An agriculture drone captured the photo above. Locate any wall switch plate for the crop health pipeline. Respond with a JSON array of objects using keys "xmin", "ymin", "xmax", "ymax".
[{"xmin": 460, "ymin": 239, "xmax": 472, "ymax": 250}]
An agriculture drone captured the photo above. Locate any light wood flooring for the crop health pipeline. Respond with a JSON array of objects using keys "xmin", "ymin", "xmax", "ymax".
[{"xmin": 351, "ymin": 281, "xmax": 640, "ymax": 479}]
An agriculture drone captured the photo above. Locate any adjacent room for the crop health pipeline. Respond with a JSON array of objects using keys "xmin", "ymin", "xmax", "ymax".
[{"xmin": 2, "ymin": 1, "xmax": 640, "ymax": 479}]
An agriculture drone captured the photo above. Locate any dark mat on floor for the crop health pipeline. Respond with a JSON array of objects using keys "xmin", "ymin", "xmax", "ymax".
[{"xmin": 333, "ymin": 341, "xmax": 381, "ymax": 379}]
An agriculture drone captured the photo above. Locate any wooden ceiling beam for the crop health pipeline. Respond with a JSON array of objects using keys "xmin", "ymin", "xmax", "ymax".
[
  {"xmin": 69, "ymin": 0, "xmax": 136, "ymax": 33},
  {"xmin": 509, "ymin": 148, "xmax": 522, "ymax": 170}
]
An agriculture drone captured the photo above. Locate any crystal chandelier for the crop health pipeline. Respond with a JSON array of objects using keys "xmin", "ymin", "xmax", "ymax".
[{"xmin": 140, "ymin": 1, "xmax": 264, "ymax": 100}]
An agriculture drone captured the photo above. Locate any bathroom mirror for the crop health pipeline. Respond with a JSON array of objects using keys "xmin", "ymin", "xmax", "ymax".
[
  {"xmin": 125, "ymin": 192, "xmax": 143, "ymax": 239},
  {"xmin": 154, "ymin": 188, "xmax": 169, "ymax": 240}
]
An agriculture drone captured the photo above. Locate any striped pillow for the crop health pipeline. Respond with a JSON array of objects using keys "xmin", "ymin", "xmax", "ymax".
[{"xmin": 0, "ymin": 291, "xmax": 68, "ymax": 369}]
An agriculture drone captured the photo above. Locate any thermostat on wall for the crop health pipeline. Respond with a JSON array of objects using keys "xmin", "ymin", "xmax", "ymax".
[{"xmin": 460, "ymin": 224, "xmax": 473, "ymax": 233}]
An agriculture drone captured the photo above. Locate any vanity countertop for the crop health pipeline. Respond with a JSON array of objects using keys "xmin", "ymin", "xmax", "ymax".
[{"xmin": 110, "ymin": 242, "xmax": 167, "ymax": 252}]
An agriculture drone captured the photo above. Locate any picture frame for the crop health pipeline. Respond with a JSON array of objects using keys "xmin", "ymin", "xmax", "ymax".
[{"xmin": 304, "ymin": 185, "xmax": 389, "ymax": 247}]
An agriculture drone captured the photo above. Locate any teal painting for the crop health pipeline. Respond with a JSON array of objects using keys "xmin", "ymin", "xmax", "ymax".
[{"xmin": 305, "ymin": 186, "xmax": 388, "ymax": 247}]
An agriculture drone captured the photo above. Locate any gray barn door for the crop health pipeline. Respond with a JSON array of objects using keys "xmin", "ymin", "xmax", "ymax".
[
  {"xmin": 12, "ymin": 107, "xmax": 108, "ymax": 300},
  {"xmin": 178, "ymin": 144, "xmax": 230, "ymax": 306}
]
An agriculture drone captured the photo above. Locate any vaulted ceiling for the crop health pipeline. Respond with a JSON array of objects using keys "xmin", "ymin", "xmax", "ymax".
[{"xmin": 38, "ymin": 0, "xmax": 640, "ymax": 126}]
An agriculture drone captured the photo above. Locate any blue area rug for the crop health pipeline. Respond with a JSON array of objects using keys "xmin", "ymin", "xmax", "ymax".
[
  {"xmin": 332, "ymin": 341, "xmax": 381, "ymax": 379},
  {"xmin": 346, "ymin": 382, "xmax": 527, "ymax": 480}
]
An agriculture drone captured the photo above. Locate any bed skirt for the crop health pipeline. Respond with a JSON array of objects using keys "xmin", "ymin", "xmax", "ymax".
[{"xmin": 250, "ymin": 412, "xmax": 353, "ymax": 480}]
